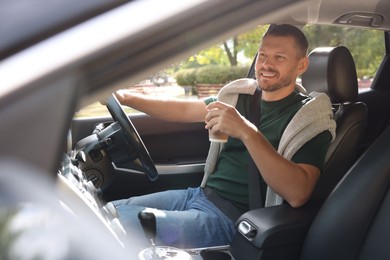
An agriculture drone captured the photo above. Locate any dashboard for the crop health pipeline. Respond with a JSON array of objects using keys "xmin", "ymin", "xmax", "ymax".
[
  {"xmin": 57, "ymin": 154, "xmax": 127, "ymax": 247},
  {"xmin": 56, "ymin": 154, "xmax": 234, "ymax": 259}
]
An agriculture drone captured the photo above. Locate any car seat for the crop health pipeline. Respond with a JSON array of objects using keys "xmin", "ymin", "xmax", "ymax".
[
  {"xmin": 301, "ymin": 125, "xmax": 390, "ymax": 260},
  {"xmin": 301, "ymin": 46, "xmax": 367, "ymax": 203}
]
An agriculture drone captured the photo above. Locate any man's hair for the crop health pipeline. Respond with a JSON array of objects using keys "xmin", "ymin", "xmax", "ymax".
[{"xmin": 263, "ymin": 24, "xmax": 309, "ymax": 57}]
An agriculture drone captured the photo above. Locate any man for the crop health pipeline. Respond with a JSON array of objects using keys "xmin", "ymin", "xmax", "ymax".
[{"xmin": 110, "ymin": 24, "xmax": 335, "ymax": 249}]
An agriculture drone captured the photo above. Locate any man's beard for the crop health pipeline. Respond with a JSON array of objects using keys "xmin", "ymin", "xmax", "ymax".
[{"xmin": 256, "ymin": 70, "xmax": 295, "ymax": 92}]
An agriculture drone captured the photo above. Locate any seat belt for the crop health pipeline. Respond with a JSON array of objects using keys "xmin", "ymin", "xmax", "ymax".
[{"xmin": 248, "ymin": 87, "xmax": 263, "ymax": 210}]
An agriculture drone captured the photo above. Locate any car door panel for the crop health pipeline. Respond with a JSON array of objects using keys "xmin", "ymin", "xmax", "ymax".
[{"xmin": 71, "ymin": 114, "xmax": 210, "ymax": 200}]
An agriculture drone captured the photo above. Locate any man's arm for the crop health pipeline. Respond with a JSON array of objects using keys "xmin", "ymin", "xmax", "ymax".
[
  {"xmin": 205, "ymin": 101, "xmax": 320, "ymax": 208},
  {"xmin": 241, "ymin": 130, "xmax": 320, "ymax": 208},
  {"xmin": 115, "ymin": 89, "xmax": 208, "ymax": 123}
]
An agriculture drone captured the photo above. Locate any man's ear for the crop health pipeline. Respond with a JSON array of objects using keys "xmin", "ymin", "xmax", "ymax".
[{"xmin": 298, "ymin": 56, "xmax": 309, "ymax": 75}]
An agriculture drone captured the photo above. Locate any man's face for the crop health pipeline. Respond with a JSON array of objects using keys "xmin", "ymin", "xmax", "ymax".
[{"xmin": 255, "ymin": 35, "xmax": 305, "ymax": 93}]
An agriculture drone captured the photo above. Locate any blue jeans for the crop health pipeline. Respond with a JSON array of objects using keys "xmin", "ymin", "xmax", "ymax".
[{"xmin": 111, "ymin": 187, "xmax": 236, "ymax": 249}]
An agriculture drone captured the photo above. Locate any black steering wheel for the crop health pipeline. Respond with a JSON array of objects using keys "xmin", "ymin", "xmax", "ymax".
[{"xmin": 106, "ymin": 94, "xmax": 158, "ymax": 181}]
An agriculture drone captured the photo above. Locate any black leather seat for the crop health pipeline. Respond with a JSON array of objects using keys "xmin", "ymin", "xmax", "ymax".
[
  {"xmin": 301, "ymin": 125, "xmax": 390, "ymax": 260},
  {"xmin": 231, "ymin": 118, "xmax": 390, "ymax": 260},
  {"xmin": 301, "ymin": 46, "xmax": 367, "ymax": 202}
]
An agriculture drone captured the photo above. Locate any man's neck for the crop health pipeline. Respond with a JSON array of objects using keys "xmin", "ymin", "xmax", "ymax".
[{"xmin": 262, "ymin": 85, "xmax": 296, "ymax": 101}]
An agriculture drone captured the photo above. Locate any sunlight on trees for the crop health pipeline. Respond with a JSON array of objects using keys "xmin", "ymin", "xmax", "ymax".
[
  {"xmin": 303, "ymin": 25, "xmax": 384, "ymax": 78},
  {"xmin": 176, "ymin": 24, "xmax": 384, "ymax": 79}
]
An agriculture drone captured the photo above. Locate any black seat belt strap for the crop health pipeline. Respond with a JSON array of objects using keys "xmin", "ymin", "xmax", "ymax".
[{"xmin": 248, "ymin": 87, "xmax": 263, "ymax": 209}]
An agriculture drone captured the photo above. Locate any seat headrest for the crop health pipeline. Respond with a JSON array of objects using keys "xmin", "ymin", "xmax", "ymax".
[{"xmin": 301, "ymin": 46, "xmax": 358, "ymax": 103}]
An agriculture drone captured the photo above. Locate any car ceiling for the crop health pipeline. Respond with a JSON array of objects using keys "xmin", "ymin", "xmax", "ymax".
[
  {"xmin": 294, "ymin": 0, "xmax": 390, "ymax": 30},
  {"xmin": 1, "ymin": 0, "xmax": 388, "ymax": 63},
  {"xmin": 0, "ymin": 0, "xmax": 128, "ymax": 60}
]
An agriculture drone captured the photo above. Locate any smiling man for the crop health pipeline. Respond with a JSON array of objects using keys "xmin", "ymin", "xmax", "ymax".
[
  {"xmin": 256, "ymin": 28, "xmax": 308, "ymax": 97},
  {"xmin": 110, "ymin": 24, "xmax": 335, "ymax": 249}
]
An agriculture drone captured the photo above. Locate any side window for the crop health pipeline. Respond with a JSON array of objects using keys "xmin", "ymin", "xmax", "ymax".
[
  {"xmin": 76, "ymin": 25, "xmax": 385, "ymax": 118},
  {"xmin": 303, "ymin": 25, "xmax": 385, "ymax": 90},
  {"xmin": 74, "ymin": 77, "xmax": 186, "ymax": 118},
  {"xmin": 75, "ymin": 25, "xmax": 269, "ymax": 118}
]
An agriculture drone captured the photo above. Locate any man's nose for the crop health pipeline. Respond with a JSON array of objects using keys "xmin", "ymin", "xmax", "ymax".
[
  {"xmin": 257, "ymin": 58, "xmax": 273, "ymax": 69},
  {"xmin": 263, "ymin": 56, "xmax": 275, "ymax": 66}
]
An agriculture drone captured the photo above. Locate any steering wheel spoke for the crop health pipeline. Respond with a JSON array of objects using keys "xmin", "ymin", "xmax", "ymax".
[{"xmin": 106, "ymin": 94, "xmax": 158, "ymax": 181}]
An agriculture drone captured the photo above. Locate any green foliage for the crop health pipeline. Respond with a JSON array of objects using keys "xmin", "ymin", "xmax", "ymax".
[
  {"xmin": 175, "ymin": 65, "xmax": 250, "ymax": 86},
  {"xmin": 176, "ymin": 25, "xmax": 269, "ymax": 69},
  {"xmin": 303, "ymin": 25, "xmax": 385, "ymax": 78},
  {"xmin": 196, "ymin": 65, "xmax": 249, "ymax": 84},
  {"xmin": 357, "ymin": 69, "xmax": 375, "ymax": 79},
  {"xmin": 236, "ymin": 25, "xmax": 269, "ymax": 59},
  {"xmin": 196, "ymin": 66, "xmax": 229, "ymax": 84},
  {"xmin": 196, "ymin": 46, "xmax": 229, "ymax": 66},
  {"xmin": 175, "ymin": 46, "xmax": 230, "ymax": 70},
  {"xmin": 174, "ymin": 24, "xmax": 384, "ymax": 85},
  {"xmin": 175, "ymin": 68, "xmax": 197, "ymax": 86}
]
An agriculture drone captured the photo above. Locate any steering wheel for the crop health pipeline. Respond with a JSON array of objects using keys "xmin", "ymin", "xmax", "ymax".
[{"xmin": 106, "ymin": 94, "xmax": 158, "ymax": 181}]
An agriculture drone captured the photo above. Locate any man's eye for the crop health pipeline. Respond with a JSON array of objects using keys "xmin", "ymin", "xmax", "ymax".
[
  {"xmin": 276, "ymin": 55, "xmax": 286, "ymax": 61},
  {"xmin": 258, "ymin": 53, "xmax": 266, "ymax": 60}
]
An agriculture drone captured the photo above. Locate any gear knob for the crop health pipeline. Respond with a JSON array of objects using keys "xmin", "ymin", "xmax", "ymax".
[{"xmin": 138, "ymin": 210, "xmax": 157, "ymax": 242}]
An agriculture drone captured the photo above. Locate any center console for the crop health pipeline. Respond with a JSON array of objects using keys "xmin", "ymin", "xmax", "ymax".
[{"xmin": 57, "ymin": 154, "xmax": 236, "ymax": 259}]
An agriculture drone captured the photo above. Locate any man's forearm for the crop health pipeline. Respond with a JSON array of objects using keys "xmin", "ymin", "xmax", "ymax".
[{"xmin": 116, "ymin": 90, "xmax": 207, "ymax": 122}]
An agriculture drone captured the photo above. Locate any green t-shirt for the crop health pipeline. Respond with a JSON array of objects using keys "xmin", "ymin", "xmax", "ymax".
[{"xmin": 204, "ymin": 91, "xmax": 332, "ymax": 213}]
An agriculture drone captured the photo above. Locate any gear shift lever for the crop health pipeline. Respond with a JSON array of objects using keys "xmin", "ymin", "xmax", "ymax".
[
  {"xmin": 138, "ymin": 210, "xmax": 157, "ymax": 256},
  {"xmin": 138, "ymin": 210, "xmax": 192, "ymax": 260}
]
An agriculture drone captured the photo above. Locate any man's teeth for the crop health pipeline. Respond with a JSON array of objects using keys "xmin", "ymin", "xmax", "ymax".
[{"xmin": 262, "ymin": 72, "xmax": 276, "ymax": 77}]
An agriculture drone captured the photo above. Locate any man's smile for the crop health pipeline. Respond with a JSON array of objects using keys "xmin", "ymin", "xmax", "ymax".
[{"xmin": 261, "ymin": 72, "xmax": 277, "ymax": 78}]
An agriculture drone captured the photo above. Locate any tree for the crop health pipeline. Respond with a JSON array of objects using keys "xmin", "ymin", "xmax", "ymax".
[
  {"xmin": 223, "ymin": 38, "xmax": 238, "ymax": 66},
  {"xmin": 176, "ymin": 25, "xmax": 269, "ymax": 68},
  {"xmin": 303, "ymin": 25, "xmax": 384, "ymax": 78},
  {"xmin": 174, "ymin": 24, "xmax": 384, "ymax": 78},
  {"xmin": 235, "ymin": 25, "xmax": 269, "ymax": 61}
]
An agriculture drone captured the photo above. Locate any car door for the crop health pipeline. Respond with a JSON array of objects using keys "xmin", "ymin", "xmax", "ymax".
[{"xmin": 71, "ymin": 112, "xmax": 210, "ymax": 202}]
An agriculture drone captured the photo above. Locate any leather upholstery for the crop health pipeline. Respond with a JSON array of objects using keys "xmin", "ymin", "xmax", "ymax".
[
  {"xmin": 302, "ymin": 46, "xmax": 358, "ymax": 102},
  {"xmin": 301, "ymin": 126, "xmax": 390, "ymax": 260},
  {"xmin": 302, "ymin": 46, "xmax": 367, "ymax": 202}
]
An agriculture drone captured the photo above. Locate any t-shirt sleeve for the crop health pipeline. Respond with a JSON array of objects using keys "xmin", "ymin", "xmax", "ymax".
[{"xmin": 291, "ymin": 130, "xmax": 332, "ymax": 171}]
